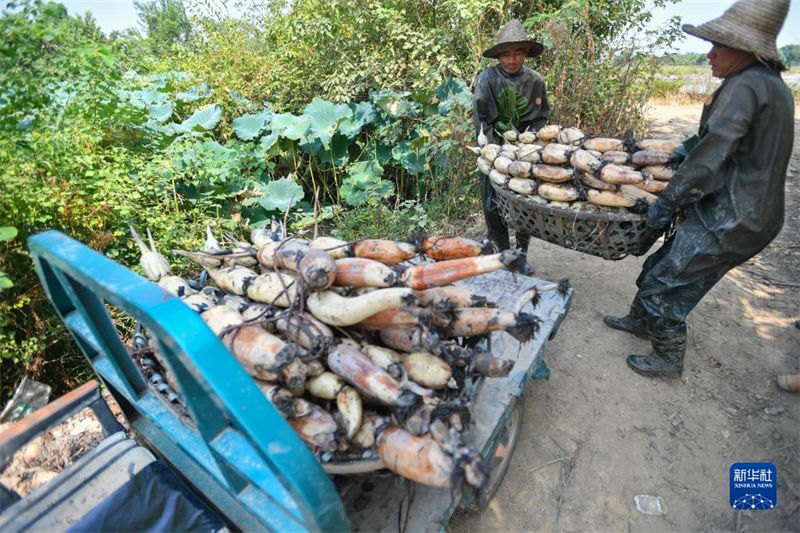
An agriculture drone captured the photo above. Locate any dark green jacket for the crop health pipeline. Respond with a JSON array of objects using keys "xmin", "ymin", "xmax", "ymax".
[
  {"xmin": 663, "ymin": 64, "xmax": 795, "ymax": 260},
  {"xmin": 473, "ymin": 65, "xmax": 549, "ymax": 144}
]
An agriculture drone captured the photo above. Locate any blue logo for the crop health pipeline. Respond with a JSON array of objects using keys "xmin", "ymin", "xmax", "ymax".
[{"xmin": 730, "ymin": 463, "xmax": 777, "ymax": 510}]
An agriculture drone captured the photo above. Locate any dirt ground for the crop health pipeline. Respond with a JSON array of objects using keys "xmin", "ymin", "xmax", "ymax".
[{"xmin": 453, "ymin": 103, "xmax": 800, "ymax": 532}]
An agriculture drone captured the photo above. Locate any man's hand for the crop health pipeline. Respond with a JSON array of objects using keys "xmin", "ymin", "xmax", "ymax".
[
  {"xmin": 646, "ymin": 196, "xmax": 676, "ymax": 230},
  {"xmin": 668, "ymin": 135, "xmax": 698, "ymax": 170},
  {"xmin": 667, "ymin": 150, "xmax": 685, "ymax": 170}
]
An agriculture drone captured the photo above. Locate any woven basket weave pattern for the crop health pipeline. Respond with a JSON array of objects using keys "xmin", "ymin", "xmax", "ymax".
[{"xmin": 492, "ymin": 182, "xmax": 662, "ymax": 260}]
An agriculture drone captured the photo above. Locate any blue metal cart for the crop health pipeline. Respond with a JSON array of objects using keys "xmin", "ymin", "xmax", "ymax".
[{"xmin": 2, "ymin": 230, "xmax": 571, "ymax": 531}]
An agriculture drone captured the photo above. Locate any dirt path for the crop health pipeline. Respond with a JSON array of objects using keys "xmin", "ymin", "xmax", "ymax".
[{"xmin": 453, "ymin": 103, "xmax": 800, "ymax": 532}]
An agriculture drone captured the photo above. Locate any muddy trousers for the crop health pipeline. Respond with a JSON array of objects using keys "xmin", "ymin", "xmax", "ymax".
[
  {"xmin": 631, "ymin": 220, "xmax": 743, "ymax": 336},
  {"xmin": 481, "ymin": 174, "xmax": 529, "ymax": 251}
]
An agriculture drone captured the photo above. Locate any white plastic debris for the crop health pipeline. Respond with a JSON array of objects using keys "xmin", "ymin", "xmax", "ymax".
[{"xmin": 634, "ymin": 495, "xmax": 668, "ymax": 516}]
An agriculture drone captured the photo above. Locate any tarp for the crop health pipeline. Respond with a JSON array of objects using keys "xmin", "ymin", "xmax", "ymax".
[{"xmin": 68, "ymin": 461, "xmax": 226, "ymax": 532}]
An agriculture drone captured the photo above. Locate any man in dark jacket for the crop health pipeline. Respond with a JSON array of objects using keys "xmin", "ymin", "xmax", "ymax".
[
  {"xmin": 604, "ymin": 0, "xmax": 794, "ymax": 377},
  {"xmin": 473, "ymin": 19, "xmax": 549, "ymax": 251}
]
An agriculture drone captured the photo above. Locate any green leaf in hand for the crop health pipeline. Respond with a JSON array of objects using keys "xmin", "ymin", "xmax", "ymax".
[{"xmin": 496, "ymin": 88, "xmax": 528, "ymax": 131}]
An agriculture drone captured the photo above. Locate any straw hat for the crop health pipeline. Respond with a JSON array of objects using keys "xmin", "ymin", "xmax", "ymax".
[
  {"xmin": 482, "ymin": 19, "xmax": 544, "ymax": 59},
  {"xmin": 682, "ymin": 0, "xmax": 789, "ymax": 63}
]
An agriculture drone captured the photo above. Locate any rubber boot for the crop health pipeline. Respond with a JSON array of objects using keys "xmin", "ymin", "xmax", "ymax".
[
  {"xmin": 603, "ymin": 297, "xmax": 648, "ymax": 339},
  {"xmin": 626, "ymin": 319, "xmax": 687, "ymax": 377}
]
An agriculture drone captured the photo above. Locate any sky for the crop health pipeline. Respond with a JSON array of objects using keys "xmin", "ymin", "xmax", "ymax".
[
  {"xmin": 61, "ymin": 0, "xmax": 800, "ymax": 54},
  {"xmin": 62, "ymin": 1, "xmax": 140, "ymax": 34},
  {"xmin": 645, "ymin": 0, "xmax": 800, "ymax": 53}
]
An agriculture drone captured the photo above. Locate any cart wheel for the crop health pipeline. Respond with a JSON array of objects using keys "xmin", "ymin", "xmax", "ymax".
[{"xmin": 470, "ymin": 398, "xmax": 524, "ymax": 512}]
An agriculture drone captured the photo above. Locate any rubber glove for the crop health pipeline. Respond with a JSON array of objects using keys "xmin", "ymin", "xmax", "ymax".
[{"xmin": 646, "ymin": 196, "xmax": 676, "ymax": 230}]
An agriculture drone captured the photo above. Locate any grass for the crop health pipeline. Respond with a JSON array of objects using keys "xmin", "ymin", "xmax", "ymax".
[
  {"xmin": 658, "ymin": 64, "xmax": 711, "ymax": 76},
  {"xmin": 650, "ymin": 65, "xmax": 718, "ymax": 104}
]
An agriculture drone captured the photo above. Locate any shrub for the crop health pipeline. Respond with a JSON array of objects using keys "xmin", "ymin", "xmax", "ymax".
[{"xmin": 527, "ymin": 0, "xmax": 683, "ymax": 135}]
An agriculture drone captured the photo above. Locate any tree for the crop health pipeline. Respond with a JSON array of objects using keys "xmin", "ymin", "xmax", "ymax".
[
  {"xmin": 779, "ymin": 44, "xmax": 800, "ymax": 66},
  {"xmin": 134, "ymin": 0, "xmax": 192, "ymax": 53},
  {"xmin": 516, "ymin": 0, "xmax": 679, "ymax": 40}
]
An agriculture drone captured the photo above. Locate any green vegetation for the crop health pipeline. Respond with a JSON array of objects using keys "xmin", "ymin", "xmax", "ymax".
[
  {"xmin": 654, "ymin": 46, "xmax": 800, "ymax": 103},
  {"xmin": 659, "ymin": 52, "xmax": 708, "ymax": 66},
  {"xmin": 658, "ymin": 65, "xmax": 710, "ymax": 76},
  {"xmin": 530, "ymin": 0, "xmax": 682, "ymax": 133},
  {"xmin": 779, "ymin": 45, "xmax": 800, "ymax": 66},
  {"xmin": 649, "ymin": 77, "xmax": 686, "ymax": 99},
  {"xmin": 661, "ymin": 44, "xmax": 800, "ymax": 67},
  {"xmin": 0, "ymin": 0, "xmax": 682, "ymax": 400},
  {"xmin": 661, "ymin": 45, "xmax": 800, "ymax": 67}
]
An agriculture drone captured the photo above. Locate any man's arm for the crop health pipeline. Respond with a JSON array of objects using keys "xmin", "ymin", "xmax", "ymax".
[
  {"xmin": 531, "ymin": 80, "xmax": 549, "ymax": 131},
  {"xmin": 660, "ymin": 78, "xmax": 756, "ymax": 207},
  {"xmin": 473, "ymin": 73, "xmax": 498, "ymax": 144}
]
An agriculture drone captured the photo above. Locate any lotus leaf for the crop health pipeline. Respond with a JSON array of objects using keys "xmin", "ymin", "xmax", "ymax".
[
  {"xmin": 271, "ymin": 113, "xmax": 311, "ymax": 141},
  {"xmin": 148, "ymin": 102, "xmax": 174, "ymax": 123},
  {"xmin": 258, "ymin": 177, "xmax": 304, "ymax": 212},
  {"xmin": 258, "ymin": 131, "xmax": 280, "ymax": 159},
  {"xmin": 233, "ymin": 113, "xmax": 267, "ymax": 141},
  {"xmin": 303, "ymin": 98, "xmax": 352, "ymax": 148},
  {"xmin": 176, "ymin": 84, "xmax": 212, "ymax": 102},
  {"xmin": 392, "ymin": 141, "xmax": 426, "ymax": 175},
  {"xmin": 341, "ymin": 160, "xmax": 392, "ymax": 206},
  {"xmin": 301, "ymin": 134, "xmax": 351, "ymax": 166},
  {"xmin": 435, "ymin": 78, "xmax": 472, "ymax": 115},
  {"xmin": 179, "ymin": 104, "xmax": 221, "ymax": 132},
  {"xmin": 338, "ymin": 102, "xmax": 376, "ymax": 138}
]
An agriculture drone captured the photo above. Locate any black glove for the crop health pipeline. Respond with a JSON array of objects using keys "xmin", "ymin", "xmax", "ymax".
[
  {"xmin": 646, "ymin": 196, "xmax": 676, "ymax": 230},
  {"xmin": 668, "ymin": 135, "xmax": 699, "ymax": 170},
  {"xmin": 667, "ymin": 149, "xmax": 686, "ymax": 170}
]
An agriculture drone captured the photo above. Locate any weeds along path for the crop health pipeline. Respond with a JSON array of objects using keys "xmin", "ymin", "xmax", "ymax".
[{"xmin": 454, "ymin": 103, "xmax": 799, "ymax": 532}]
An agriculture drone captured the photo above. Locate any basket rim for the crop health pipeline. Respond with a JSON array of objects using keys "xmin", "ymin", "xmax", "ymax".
[{"xmin": 491, "ymin": 181, "xmax": 648, "ymax": 223}]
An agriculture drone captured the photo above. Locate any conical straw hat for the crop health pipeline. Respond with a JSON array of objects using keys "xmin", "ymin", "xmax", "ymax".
[
  {"xmin": 483, "ymin": 19, "xmax": 544, "ymax": 59},
  {"xmin": 682, "ymin": 0, "xmax": 789, "ymax": 63}
]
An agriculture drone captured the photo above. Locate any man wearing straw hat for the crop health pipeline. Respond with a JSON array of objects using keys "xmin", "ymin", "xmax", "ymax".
[
  {"xmin": 473, "ymin": 19, "xmax": 549, "ymax": 252},
  {"xmin": 604, "ymin": 0, "xmax": 795, "ymax": 377}
]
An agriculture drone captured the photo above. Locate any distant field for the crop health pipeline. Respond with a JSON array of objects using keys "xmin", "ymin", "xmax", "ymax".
[
  {"xmin": 652, "ymin": 66, "xmax": 800, "ymax": 103},
  {"xmin": 658, "ymin": 65, "xmax": 710, "ymax": 76}
]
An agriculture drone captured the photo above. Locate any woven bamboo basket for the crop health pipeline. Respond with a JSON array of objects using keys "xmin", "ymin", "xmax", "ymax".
[{"xmin": 491, "ymin": 182, "xmax": 667, "ymax": 260}]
